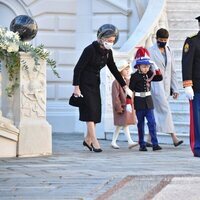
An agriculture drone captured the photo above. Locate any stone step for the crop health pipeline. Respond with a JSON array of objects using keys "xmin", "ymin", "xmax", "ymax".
[
  {"xmin": 170, "ymin": 39, "xmax": 189, "ymax": 50},
  {"xmin": 130, "ymin": 117, "xmax": 189, "ymax": 135},
  {"xmin": 175, "ymin": 70, "xmax": 182, "ymax": 76},
  {"xmin": 171, "ymin": 110, "xmax": 190, "ymax": 122},
  {"xmin": 167, "ymin": 10, "xmax": 199, "ymax": 19},
  {"xmin": 167, "ymin": 1, "xmax": 200, "ymax": 10},
  {"xmin": 172, "ymin": 48, "xmax": 182, "ymax": 58},
  {"xmin": 170, "ymin": 29, "xmax": 198, "ymax": 40},
  {"xmin": 166, "ymin": 0, "xmax": 197, "ymax": 135},
  {"xmin": 169, "ymin": 100, "xmax": 189, "ymax": 111},
  {"xmin": 173, "ymin": 121, "xmax": 189, "ymax": 134},
  {"xmin": 168, "ymin": 19, "xmax": 197, "ymax": 29},
  {"xmin": 168, "ymin": 0, "xmax": 200, "ymax": 2},
  {"xmin": 174, "ymin": 61, "xmax": 181, "ymax": 70}
]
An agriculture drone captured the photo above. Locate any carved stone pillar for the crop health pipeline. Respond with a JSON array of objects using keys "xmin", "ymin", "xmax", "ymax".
[
  {"xmin": 14, "ymin": 52, "xmax": 52, "ymax": 157},
  {"xmin": 0, "ymin": 61, "xmax": 19, "ymax": 157}
]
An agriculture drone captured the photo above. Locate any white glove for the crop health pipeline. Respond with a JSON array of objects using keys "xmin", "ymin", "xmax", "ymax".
[
  {"xmin": 126, "ymin": 104, "xmax": 132, "ymax": 113},
  {"xmin": 124, "ymin": 87, "xmax": 133, "ymax": 97},
  {"xmin": 151, "ymin": 61, "xmax": 159, "ymax": 70},
  {"xmin": 184, "ymin": 86, "xmax": 194, "ymax": 100}
]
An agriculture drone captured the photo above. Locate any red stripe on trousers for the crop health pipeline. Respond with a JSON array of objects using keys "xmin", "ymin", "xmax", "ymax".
[{"xmin": 190, "ymin": 100, "xmax": 195, "ymax": 153}]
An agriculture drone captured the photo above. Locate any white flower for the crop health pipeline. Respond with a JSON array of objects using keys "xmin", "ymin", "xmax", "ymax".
[
  {"xmin": 0, "ymin": 27, "xmax": 20, "ymax": 52},
  {"xmin": 5, "ymin": 30, "xmax": 14, "ymax": 38},
  {"xmin": 7, "ymin": 43, "xmax": 19, "ymax": 52},
  {"xmin": 0, "ymin": 26, "xmax": 58, "ymax": 97}
]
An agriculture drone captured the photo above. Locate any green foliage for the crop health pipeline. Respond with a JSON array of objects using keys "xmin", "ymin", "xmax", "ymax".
[{"xmin": 0, "ymin": 27, "xmax": 60, "ymax": 97}]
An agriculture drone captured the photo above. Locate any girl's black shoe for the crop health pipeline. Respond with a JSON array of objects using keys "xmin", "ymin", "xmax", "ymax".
[
  {"xmin": 83, "ymin": 141, "xmax": 92, "ymax": 151},
  {"xmin": 91, "ymin": 144, "xmax": 102, "ymax": 153}
]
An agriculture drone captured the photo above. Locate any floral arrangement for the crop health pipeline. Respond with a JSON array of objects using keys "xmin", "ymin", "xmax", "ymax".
[{"xmin": 0, "ymin": 27, "xmax": 59, "ymax": 97}]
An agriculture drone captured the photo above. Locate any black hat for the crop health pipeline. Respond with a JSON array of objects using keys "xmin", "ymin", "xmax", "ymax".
[
  {"xmin": 195, "ymin": 16, "xmax": 200, "ymax": 22},
  {"xmin": 97, "ymin": 24, "xmax": 119, "ymax": 44}
]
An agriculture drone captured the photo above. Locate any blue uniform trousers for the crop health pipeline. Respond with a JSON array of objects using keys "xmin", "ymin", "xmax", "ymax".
[
  {"xmin": 136, "ymin": 109, "xmax": 158, "ymax": 147},
  {"xmin": 190, "ymin": 93, "xmax": 200, "ymax": 157}
]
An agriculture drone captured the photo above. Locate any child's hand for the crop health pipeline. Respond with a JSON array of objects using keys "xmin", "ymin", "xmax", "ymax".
[{"xmin": 126, "ymin": 104, "xmax": 132, "ymax": 113}]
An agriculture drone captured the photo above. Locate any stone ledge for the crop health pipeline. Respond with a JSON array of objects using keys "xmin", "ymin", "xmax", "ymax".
[{"xmin": 0, "ymin": 127, "xmax": 18, "ymax": 142}]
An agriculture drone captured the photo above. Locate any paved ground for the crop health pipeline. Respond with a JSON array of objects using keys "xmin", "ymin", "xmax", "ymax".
[{"xmin": 0, "ymin": 133, "xmax": 200, "ymax": 200}]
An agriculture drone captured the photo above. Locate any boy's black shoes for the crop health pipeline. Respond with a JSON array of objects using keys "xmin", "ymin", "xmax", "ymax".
[
  {"xmin": 139, "ymin": 146, "xmax": 147, "ymax": 151},
  {"xmin": 153, "ymin": 145, "xmax": 162, "ymax": 151},
  {"xmin": 146, "ymin": 142, "xmax": 153, "ymax": 147}
]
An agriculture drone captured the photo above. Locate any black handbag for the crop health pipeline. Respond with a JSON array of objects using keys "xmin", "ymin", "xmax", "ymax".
[{"xmin": 69, "ymin": 94, "xmax": 84, "ymax": 107}]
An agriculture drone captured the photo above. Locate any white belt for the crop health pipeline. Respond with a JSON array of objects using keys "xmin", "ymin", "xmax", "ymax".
[{"xmin": 135, "ymin": 91, "xmax": 151, "ymax": 97}]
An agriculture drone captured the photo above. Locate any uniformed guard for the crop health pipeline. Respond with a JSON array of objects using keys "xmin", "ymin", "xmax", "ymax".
[{"xmin": 182, "ymin": 16, "xmax": 200, "ymax": 157}]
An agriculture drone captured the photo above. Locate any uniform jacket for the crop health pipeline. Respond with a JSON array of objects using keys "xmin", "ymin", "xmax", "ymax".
[
  {"xmin": 148, "ymin": 43, "xmax": 179, "ymax": 133},
  {"xmin": 182, "ymin": 31, "xmax": 200, "ymax": 92},
  {"xmin": 112, "ymin": 79, "xmax": 136, "ymax": 126},
  {"xmin": 129, "ymin": 70, "xmax": 163, "ymax": 111},
  {"xmin": 73, "ymin": 41, "xmax": 126, "ymax": 87}
]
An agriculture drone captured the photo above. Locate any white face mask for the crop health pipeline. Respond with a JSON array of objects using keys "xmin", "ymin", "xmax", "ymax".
[{"xmin": 103, "ymin": 41, "xmax": 114, "ymax": 50}]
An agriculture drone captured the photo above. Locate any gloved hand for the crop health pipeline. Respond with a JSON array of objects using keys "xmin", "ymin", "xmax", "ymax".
[
  {"xmin": 126, "ymin": 96, "xmax": 132, "ymax": 113},
  {"xmin": 126, "ymin": 104, "xmax": 132, "ymax": 113},
  {"xmin": 124, "ymin": 87, "xmax": 133, "ymax": 97},
  {"xmin": 151, "ymin": 61, "xmax": 161, "ymax": 75},
  {"xmin": 184, "ymin": 86, "xmax": 194, "ymax": 100},
  {"xmin": 151, "ymin": 61, "xmax": 159, "ymax": 70}
]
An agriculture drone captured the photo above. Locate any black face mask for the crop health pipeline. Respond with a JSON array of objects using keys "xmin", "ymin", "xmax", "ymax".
[{"xmin": 157, "ymin": 41, "xmax": 167, "ymax": 48}]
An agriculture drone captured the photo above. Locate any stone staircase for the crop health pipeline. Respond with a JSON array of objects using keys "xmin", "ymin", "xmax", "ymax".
[{"xmin": 166, "ymin": 0, "xmax": 200, "ymax": 137}]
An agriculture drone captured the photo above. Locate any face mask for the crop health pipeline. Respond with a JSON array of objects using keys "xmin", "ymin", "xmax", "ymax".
[
  {"xmin": 157, "ymin": 41, "xmax": 167, "ymax": 48},
  {"xmin": 103, "ymin": 41, "xmax": 114, "ymax": 50}
]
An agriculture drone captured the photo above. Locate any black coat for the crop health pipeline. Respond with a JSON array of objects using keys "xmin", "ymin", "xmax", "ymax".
[
  {"xmin": 129, "ymin": 70, "xmax": 163, "ymax": 111},
  {"xmin": 182, "ymin": 31, "xmax": 200, "ymax": 92},
  {"xmin": 73, "ymin": 41, "xmax": 126, "ymax": 123}
]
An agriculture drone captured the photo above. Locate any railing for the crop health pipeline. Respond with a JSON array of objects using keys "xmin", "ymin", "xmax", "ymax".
[
  {"xmin": 104, "ymin": 0, "xmax": 132, "ymax": 16},
  {"xmin": 114, "ymin": 0, "xmax": 167, "ymax": 61}
]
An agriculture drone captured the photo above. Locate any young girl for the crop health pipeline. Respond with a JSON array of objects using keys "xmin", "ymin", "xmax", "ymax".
[
  {"xmin": 129, "ymin": 47, "xmax": 162, "ymax": 151},
  {"xmin": 111, "ymin": 60, "xmax": 138, "ymax": 149}
]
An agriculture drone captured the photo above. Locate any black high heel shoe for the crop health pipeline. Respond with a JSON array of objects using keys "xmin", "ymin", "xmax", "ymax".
[
  {"xmin": 83, "ymin": 141, "xmax": 92, "ymax": 151},
  {"xmin": 174, "ymin": 140, "xmax": 183, "ymax": 147},
  {"xmin": 91, "ymin": 143, "xmax": 102, "ymax": 153}
]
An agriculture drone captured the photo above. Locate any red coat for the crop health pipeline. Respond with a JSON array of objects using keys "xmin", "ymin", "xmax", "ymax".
[{"xmin": 112, "ymin": 79, "xmax": 136, "ymax": 126}]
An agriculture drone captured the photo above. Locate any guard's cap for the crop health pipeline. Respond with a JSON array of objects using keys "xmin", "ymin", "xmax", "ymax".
[{"xmin": 195, "ymin": 16, "xmax": 200, "ymax": 22}]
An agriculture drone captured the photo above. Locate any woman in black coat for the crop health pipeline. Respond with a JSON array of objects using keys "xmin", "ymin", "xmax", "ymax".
[{"xmin": 72, "ymin": 24, "xmax": 132, "ymax": 152}]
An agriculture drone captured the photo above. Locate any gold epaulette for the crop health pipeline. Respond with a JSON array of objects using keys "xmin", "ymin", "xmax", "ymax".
[{"xmin": 183, "ymin": 80, "xmax": 193, "ymax": 87}]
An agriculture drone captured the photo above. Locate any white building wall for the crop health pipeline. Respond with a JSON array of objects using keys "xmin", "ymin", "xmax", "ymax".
[{"xmin": 0, "ymin": 0, "xmax": 148, "ymax": 136}]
